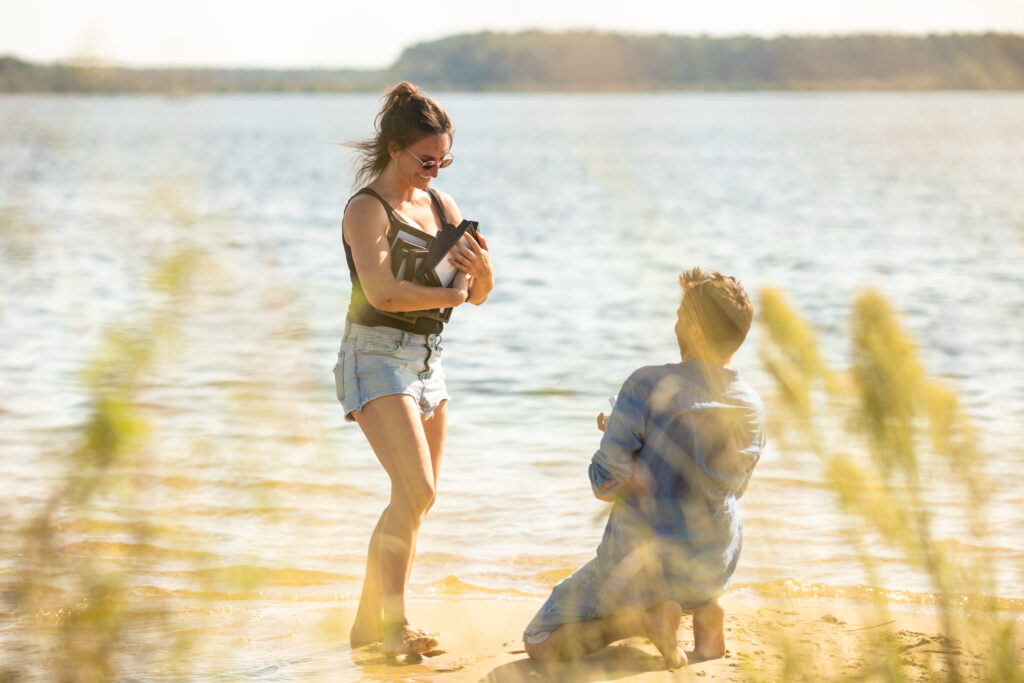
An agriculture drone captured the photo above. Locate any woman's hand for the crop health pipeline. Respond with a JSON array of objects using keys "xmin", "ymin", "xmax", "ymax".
[
  {"xmin": 450, "ymin": 233, "xmax": 494, "ymax": 305},
  {"xmin": 449, "ymin": 233, "xmax": 492, "ymax": 280},
  {"xmin": 597, "ymin": 412, "xmax": 609, "ymax": 431}
]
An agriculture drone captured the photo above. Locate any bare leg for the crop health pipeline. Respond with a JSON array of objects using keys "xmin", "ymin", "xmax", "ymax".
[
  {"xmin": 420, "ymin": 400, "xmax": 447, "ymax": 484},
  {"xmin": 349, "ymin": 509, "xmax": 387, "ymax": 646},
  {"xmin": 403, "ymin": 401, "xmax": 446, "ymax": 591},
  {"xmin": 692, "ymin": 598, "xmax": 726, "ymax": 661},
  {"xmin": 347, "ymin": 395, "xmax": 440, "ymax": 654},
  {"xmin": 645, "ymin": 601, "xmax": 687, "ymax": 668},
  {"xmin": 525, "ymin": 601, "xmax": 686, "ymax": 669},
  {"xmin": 350, "ymin": 505, "xmax": 433, "ymax": 645},
  {"xmin": 525, "ymin": 613, "xmax": 641, "ymax": 661}
]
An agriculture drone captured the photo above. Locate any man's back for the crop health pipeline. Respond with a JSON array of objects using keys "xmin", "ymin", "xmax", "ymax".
[{"xmin": 590, "ymin": 360, "xmax": 764, "ymax": 604}]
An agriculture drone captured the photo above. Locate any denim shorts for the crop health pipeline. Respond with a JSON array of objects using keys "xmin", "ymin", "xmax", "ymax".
[{"xmin": 333, "ymin": 321, "xmax": 448, "ymax": 422}]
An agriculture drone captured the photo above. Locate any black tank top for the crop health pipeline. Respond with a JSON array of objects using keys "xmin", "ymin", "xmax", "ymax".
[{"xmin": 343, "ymin": 187, "xmax": 448, "ymax": 335}]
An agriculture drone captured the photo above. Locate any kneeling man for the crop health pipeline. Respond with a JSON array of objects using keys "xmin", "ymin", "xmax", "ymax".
[{"xmin": 523, "ymin": 268, "xmax": 765, "ymax": 669}]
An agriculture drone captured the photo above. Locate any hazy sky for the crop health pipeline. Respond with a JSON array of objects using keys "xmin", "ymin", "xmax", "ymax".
[{"xmin": 2, "ymin": 0, "xmax": 1022, "ymax": 69}]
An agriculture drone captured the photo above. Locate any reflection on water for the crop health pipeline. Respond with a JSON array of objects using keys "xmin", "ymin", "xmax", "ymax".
[{"xmin": 1, "ymin": 93, "xmax": 1023, "ymax": 678}]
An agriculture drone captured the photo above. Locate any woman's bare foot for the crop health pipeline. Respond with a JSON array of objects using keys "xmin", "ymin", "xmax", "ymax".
[
  {"xmin": 382, "ymin": 624, "xmax": 438, "ymax": 656},
  {"xmin": 350, "ymin": 603, "xmax": 435, "ymax": 650},
  {"xmin": 352, "ymin": 619, "xmax": 435, "ymax": 650},
  {"xmin": 644, "ymin": 601, "xmax": 688, "ymax": 669},
  {"xmin": 349, "ymin": 615, "xmax": 383, "ymax": 647},
  {"xmin": 692, "ymin": 599, "xmax": 726, "ymax": 660}
]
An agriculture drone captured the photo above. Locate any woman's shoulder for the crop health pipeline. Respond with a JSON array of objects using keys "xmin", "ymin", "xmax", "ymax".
[
  {"xmin": 343, "ymin": 191, "xmax": 390, "ymax": 238},
  {"xmin": 346, "ymin": 189, "xmax": 389, "ymax": 218},
  {"xmin": 427, "ymin": 187, "xmax": 453, "ymax": 203},
  {"xmin": 427, "ymin": 187, "xmax": 462, "ymax": 223},
  {"xmin": 347, "ymin": 187, "xmax": 387, "ymax": 209}
]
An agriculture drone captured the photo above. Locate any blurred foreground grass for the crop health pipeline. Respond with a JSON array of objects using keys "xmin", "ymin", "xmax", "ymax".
[
  {"xmin": 0, "ymin": 185, "xmax": 300, "ymax": 681},
  {"xmin": 756, "ymin": 286, "xmax": 1023, "ymax": 682}
]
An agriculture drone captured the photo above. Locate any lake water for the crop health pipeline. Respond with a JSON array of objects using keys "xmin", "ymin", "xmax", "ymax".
[{"xmin": 1, "ymin": 92, "xmax": 1023, "ymax": 677}]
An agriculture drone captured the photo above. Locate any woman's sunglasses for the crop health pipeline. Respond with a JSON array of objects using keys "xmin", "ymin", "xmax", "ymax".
[{"xmin": 406, "ymin": 149, "xmax": 454, "ymax": 171}]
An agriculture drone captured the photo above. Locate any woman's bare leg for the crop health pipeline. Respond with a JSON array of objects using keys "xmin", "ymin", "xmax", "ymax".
[
  {"xmin": 403, "ymin": 401, "xmax": 446, "ymax": 589},
  {"xmin": 420, "ymin": 399, "xmax": 446, "ymax": 488},
  {"xmin": 349, "ymin": 510, "xmax": 387, "ymax": 646},
  {"xmin": 348, "ymin": 394, "xmax": 440, "ymax": 654}
]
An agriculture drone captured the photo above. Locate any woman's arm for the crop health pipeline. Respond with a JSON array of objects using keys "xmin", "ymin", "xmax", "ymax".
[
  {"xmin": 343, "ymin": 194, "xmax": 469, "ymax": 311},
  {"xmin": 437, "ymin": 191, "xmax": 494, "ymax": 305}
]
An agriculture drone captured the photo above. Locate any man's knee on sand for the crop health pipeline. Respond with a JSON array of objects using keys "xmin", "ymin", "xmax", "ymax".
[
  {"xmin": 523, "ymin": 636, "xmax": 556, "ymax": 661},
  {"xmin": 524, "ymin": 629, "xmax": 578, "ymax": 661},
  {"xmin": 523, "ymin": 622, "xmax": 600, "ymax": 661}
]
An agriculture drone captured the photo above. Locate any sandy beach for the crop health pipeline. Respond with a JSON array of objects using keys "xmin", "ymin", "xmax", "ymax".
[{"xmin": 303, "ymin": 596, "xmax": 1020, "ymax": 681}]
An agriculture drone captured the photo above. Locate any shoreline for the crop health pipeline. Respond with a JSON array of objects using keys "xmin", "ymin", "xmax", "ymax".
[{"xmin": 256, "ymin": 595, "xmax": 1021, "ymax": 681}]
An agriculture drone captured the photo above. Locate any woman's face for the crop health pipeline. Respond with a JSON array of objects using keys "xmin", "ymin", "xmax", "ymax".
[{"xmin": 391, "ymin": 133, "xmax": 451, "ymax": 190}]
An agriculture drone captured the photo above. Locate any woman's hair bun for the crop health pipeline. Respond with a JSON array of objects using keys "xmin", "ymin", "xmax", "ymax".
[{"xmin": 382, "ymin": 81, "xmax": 419, "ymax": 111}]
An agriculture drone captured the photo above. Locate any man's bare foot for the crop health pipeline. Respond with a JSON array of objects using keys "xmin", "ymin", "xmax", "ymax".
[
  {"xmin": 692, "ymin": 599, "xmax": 726, "ymax": 660},
  {"xmin": 644, "ymin": 601, "xmax": 688, "ymax": 669},
  {"xmin": 382, "ymin": 624, "xmax": 438, "ymax": 656}
]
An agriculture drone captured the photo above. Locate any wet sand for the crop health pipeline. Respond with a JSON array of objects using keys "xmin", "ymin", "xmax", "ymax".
[{"xmin": 322, "ymin": 597, "xmax": 1018, "ymax": 681}]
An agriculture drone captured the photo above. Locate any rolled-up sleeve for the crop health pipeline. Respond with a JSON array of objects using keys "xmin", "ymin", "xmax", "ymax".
[{"xmin": 589, "ymin": 375, "xmax": 647, "ymax": 497}]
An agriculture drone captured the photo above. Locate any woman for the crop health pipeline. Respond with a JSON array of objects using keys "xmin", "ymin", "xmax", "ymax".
[{"xmin": 335, "ymin": 82, "xmax": 494, "ymax": 655}]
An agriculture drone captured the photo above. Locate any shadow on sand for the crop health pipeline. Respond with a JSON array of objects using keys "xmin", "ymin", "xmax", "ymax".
[{"xmin": 483, "ymin": 642, "xmax": 674, "ymax": 682}]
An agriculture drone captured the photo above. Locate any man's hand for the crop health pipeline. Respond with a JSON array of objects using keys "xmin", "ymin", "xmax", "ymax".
[
  {"xmin": 594, "ymin": 460, "xmax": 653, "ymax": 501},
  {"xmin": 597, "ymin": 411, "xmax": 609, "ymax": 431},
  {"xmin": 626, "ymin": 460, "xmax": 654, "ymax": 497}
]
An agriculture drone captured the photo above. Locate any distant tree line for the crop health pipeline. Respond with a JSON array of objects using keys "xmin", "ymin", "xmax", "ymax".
[
  {"xmin": 3, "ymin": 32, "xmax": 1023, "ymax": 93},
  {"xmin": 0, "ymin": 56, "xmax": 387, "ymax": 94},
  {"xmin": 395, "ymin": 31, "xmax": 1024, "ymax": 90}
]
